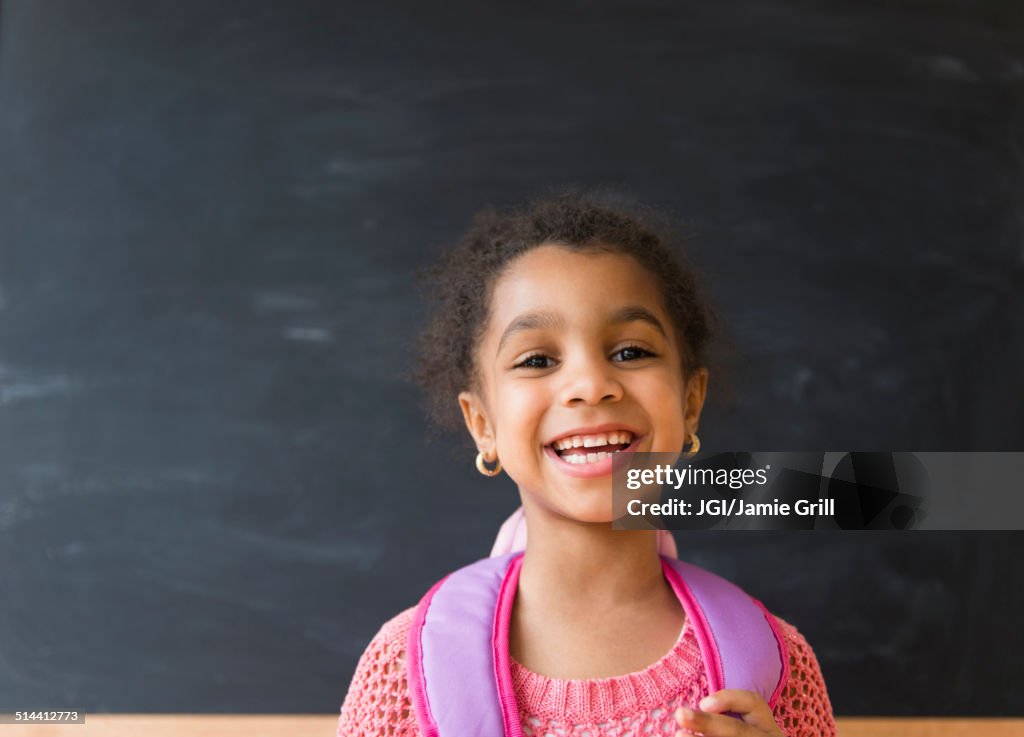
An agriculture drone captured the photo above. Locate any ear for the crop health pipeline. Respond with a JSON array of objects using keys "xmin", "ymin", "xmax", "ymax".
[
  {"xmin": 458, "ymin": 390, "xmax": 496, "ymax": 458},
  {"xmin": 683, "ymin": 367, "xmax": 709, "ymax": 437}
]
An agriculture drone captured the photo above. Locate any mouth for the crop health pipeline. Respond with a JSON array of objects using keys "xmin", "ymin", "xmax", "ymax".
[
  {"xmin": 546, "ymin": 429, "xmax": 639, "ymax": 464},
  {"xmin": 542, "ymin": 428, "xmax": 645, "ymax": 478}
]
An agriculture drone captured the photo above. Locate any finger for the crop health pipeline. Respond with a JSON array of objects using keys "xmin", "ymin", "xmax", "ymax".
[
  {"xmin": 674, "ymin": 706, "xmax": 745, "ymax": 737},
  {"xmin": 697, "ymin": 690, "xmax": 778, "ymax": 732}
]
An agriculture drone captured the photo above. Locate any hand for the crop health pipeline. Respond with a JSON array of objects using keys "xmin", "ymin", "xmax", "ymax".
[{"xmin": 674, "ymin": 689, "xmax": 785, "ymax": 737}]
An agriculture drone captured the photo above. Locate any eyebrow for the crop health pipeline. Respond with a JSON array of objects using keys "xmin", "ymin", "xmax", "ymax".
[{"xmin": 495, "ymin": 305, "xmax": 668, "ymax": 356}]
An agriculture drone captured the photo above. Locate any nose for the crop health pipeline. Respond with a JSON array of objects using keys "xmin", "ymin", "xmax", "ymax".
[{"xmin": 558, "ymin": 349, "xmax": 623, "ymax": 406}]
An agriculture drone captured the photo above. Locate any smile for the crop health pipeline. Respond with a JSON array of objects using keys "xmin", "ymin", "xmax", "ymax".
[
  {"xmin": 551, "ymin": 430, "xmax": 634, "ymax": 463},
  {"xmin": 543, "ymin": 428, "xmax": 644, "ymax": 478}
]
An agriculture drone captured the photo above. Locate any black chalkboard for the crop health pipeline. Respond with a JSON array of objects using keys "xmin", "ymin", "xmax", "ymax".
[{"xmin": 1, "ymin": 0, "xmax": 1022, "ymax": 717}]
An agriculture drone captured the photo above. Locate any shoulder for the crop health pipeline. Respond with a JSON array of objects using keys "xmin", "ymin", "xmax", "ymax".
[
  {"xmin": 337, "ymin": 606, "xmax": 419, "ymax": 737},
  {"xmin": 351, "ymin": 604, "xmax": 417, "ymax": 681},
  {"xmin": 770, "ymin": 613, "xmax": 823, "ymax": 671},
  {"xmin": 372, "ymin": 605, "xmax": 418, "ymax": 653},
  {"xmin": 764, "ymin": 612, "xmax": 838, "ymax": 737}
]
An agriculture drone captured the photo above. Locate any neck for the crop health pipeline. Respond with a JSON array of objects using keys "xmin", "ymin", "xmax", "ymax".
[{"xmin": 514, "ymin": 502, "xmax": 670, "ymax": 615}]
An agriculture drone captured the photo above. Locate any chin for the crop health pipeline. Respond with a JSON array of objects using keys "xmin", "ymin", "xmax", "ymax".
[{"xmin": 562, "ymin": 499, "xmax": 616, "ymax": 525}]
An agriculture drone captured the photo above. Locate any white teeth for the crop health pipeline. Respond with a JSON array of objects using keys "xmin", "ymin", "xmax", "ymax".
[
  {"xmin": 562, "ymin": 451, "xmax": 614, "ymax": 464},
  {"xmin": 551, "ymin": 431, "xmax": 633, "ymax": 451}
]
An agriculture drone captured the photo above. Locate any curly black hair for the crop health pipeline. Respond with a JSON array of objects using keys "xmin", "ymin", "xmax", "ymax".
[{"xmin": 409, "ymin": 189, "xmax": 726, "ymax": 442}]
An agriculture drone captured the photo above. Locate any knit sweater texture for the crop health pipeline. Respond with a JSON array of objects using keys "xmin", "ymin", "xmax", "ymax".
[{"xmin": 337, "ymin": 602, "xmax": 836, "ymax": 737}]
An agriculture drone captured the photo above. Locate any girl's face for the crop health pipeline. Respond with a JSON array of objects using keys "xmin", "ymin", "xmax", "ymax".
[{"xmin": 459, "ymin": 244, "xmax": 707, "ymax": 523}]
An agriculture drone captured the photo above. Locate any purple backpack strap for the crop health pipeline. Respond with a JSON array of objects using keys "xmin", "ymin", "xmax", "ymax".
[
  {"xmin": 407, "ymin": 552, "xmax": 788, "ymax": 735},
  {"xmin": 406, "ymin": 551, "xmax": 524, "ymax": 737},
  {"xmin": 661, "ymin": 556, "xmax": 790, "ymax": 711}
]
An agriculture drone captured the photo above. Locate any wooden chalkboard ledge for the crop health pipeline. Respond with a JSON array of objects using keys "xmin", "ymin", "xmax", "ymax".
[{"xmin": 9, "ymin": 715, "xmax": 1024, "ymax": 736}]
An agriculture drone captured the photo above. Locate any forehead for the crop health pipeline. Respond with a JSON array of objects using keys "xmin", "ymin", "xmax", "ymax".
[{"xmin": 487, "ymin": 244, "xmax": 667, "ymax": 327}]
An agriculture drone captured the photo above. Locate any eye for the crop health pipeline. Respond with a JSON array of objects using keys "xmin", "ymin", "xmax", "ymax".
[
  {"xmin": 514, "ymin": 352, "xmax": 556, "ymax": 369},
  {"xmin": 614, "ymin": 344, "xmax": 656, "ymax": 362}
]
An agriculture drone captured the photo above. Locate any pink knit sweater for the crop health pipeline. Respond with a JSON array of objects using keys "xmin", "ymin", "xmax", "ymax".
[{"xmin": 337, "ymin": 602, "xmax": 836, "ymax": 737}]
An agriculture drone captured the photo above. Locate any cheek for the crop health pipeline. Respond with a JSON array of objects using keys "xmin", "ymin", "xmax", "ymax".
[
  {"xmin": 637, "ymin": 369, "xmax": 686, "ymax": 407},
  {"xmin": 497, "ymin": 383, "xmax": 550, "ymax": 441},
  {"xmin": 640, "ymin": 375, "xmax": 688, "ymax": 433},
  {"xmin": 492, "ymin": 393, "xmax": 550, "ymax": 479}
]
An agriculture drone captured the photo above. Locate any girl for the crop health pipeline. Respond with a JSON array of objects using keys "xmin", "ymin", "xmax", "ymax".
[{"xmin": 337, "ymin": 193, "xmax": 837, "ymax": 737}]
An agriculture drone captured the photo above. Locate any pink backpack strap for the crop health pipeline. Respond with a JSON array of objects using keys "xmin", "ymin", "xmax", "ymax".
[
  {"xmin": 662, "ymin": 557, "xmax": 790, "ymax": 711},
  {"xmin": 406, "ymin": 551, "xmax": 524, "ymax": 737}
]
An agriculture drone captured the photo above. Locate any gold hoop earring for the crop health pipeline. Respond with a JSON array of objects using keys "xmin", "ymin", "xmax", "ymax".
[
  {"xmin": 683, "ymin": 433, "xmax": 701, "ymax": 458},
  {"xmin": 476, "ymin": 451, "xmax": 502, "ymax": 477}
]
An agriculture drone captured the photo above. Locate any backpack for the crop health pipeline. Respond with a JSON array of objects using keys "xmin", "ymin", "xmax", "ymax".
[{"xmin": 406, "ymin": 506, "xmax": 790, "ymax": 736}]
